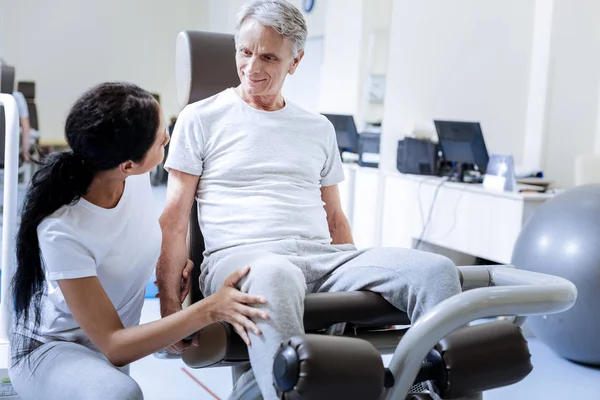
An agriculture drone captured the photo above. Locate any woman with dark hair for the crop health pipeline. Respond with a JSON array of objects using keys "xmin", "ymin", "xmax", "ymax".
[{"xmin": 8, "ymin": 82, "xmax": 267, "ymax": 400}]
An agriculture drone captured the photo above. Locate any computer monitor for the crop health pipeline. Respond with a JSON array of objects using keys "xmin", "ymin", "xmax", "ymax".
[
  {"xmin": 0, "ymin": 64, "xmax": 15, "ymax": 94},
  {"xmin": 434, "ymin": 120, "xmax": 490, "ymax": 181},
  {"xmin": 322, "ymin": 113, "xmax": 359, "ymax": 154}
]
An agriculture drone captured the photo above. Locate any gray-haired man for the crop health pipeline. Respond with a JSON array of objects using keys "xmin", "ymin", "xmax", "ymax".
[{"xmin": 158, "ymin": 1, "xmax": 465, "ymax": 399}]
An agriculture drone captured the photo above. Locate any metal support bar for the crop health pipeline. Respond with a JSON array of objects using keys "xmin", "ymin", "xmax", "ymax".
[
  {"xmin": 381, "ymin": 265, "xmax": 577, "ymax": 399},
  {"xmin": 0, "ymin": 94, "xmax": 19, "ymax": 344},
  {"xmin": 325, "ymin": 322, "xmax": 347, "ymax": 336}
]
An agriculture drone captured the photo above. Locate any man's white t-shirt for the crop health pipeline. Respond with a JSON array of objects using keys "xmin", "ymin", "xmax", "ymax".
[
  {"xmin": 29, "ymin": 173, "xmax": 161, "ymax": 346},
  {"xmin": 165, "ymin": 88, "xmax": 345, "ymax": 256}
]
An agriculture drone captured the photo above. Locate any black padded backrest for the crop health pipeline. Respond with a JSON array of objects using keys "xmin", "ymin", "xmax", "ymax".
[
  {"xmin": 17, "ymin": 81, "xmax": 35, "ymax": 99},
  {"xmin": 26, "ymin": 103, "xmax": 38, "ymax": 130},
  {"xmin": 17, "ymin": 81, "xmax": 38, "ymax": 130},
  {"xmin": 189, "ymin": 204, "xmax": 206, "ymax": 302},
  {"xmin": 175, "ymin": 30, "xmax": 239, "ymax": 108},
  {"xmin": 0, "ymin": 65, "xmax": 15, "ymax": 94},
  {"xmin": 176, "ymin": 31, "xmax": 240, "ymax": 302}
]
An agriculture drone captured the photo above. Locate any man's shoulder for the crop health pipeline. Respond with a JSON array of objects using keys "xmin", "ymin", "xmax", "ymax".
[
  {"xmin": 12, "ymin": 91, "xmax": 25, "ymax": 101},
  {"xmin": 285, "ymin": 101, "xmax": 333, "ymax": 128},
  {"xmin": 181, "ymin": 88, "xmax": 236, "ymax": 120},
  {"xmin": 11, "ymin": 91, "xmax": 28, "ymax": 115}
]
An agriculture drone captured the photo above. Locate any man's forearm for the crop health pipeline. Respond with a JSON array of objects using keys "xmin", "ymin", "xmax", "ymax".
[
  {"xmin": 20, "ymin": 118, "xmax": 30, "ymax": 154},
  {"xmin": 156, "ymin": 252, "xmax": 182, "ymax": 302},
  {"xmin": 156, "ymin": 220, "xmax": 189, "ymax": 315},
  {"xmin": 329, "ymin": 212, "xmax": 354, "ymax": 245},
  {"xmin": 155, "ymin": 168, "xmax": 201, "ymax": 318}
]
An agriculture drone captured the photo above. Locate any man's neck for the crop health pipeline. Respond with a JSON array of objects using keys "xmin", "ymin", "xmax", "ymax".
[{"xmin": 235, "ymin": 86, "xmax": 285, "ymax": 111}]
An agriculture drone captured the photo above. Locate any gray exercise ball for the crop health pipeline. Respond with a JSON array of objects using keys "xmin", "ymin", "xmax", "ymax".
[{"xmin": 511, "ymin": 184, "xmax": 600, "ymax": 366}]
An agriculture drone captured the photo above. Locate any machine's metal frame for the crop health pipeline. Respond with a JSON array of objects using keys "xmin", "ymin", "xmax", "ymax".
[{"xmin": 383, "ymin": 264, "xmax": 577, "ymax": 399}]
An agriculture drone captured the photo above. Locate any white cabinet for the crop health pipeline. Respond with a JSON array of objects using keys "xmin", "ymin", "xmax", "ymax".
[
  {"xmin": 380, "ymin": 172, "xmax": 552, "ymax": 264},
  {"xmin": 339, "ymin": 166, "xmax": 551, "ymax": 262}
]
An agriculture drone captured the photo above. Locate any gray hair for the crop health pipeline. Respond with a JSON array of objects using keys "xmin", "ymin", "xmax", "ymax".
[{"xmin": 235, "ymin": 0, "xmax": 308, "ymax": 57}]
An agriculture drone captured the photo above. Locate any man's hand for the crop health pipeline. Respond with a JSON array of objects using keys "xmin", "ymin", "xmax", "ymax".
[
  {"xmin": 157, "ymin": 259, "xmax": 197, "ymax": 355},
  {"xmin": 20, "ymin": 145, "xmax": 30, "ymax": 162},
  {"xmin": 154, "ymin": 259, "xmax": 194, "ymax": 302},
  {"xmin": 179, "ymin": 259, "xmax": 195, "ymax": 303},
  {"xmin": 20, "ymin": 118, "xmax": 31, "ymax": 162}
]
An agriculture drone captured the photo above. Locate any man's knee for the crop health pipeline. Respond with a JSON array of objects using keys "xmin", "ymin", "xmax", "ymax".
[
  {"xmin": 410, "ymin": 251, "xmax": 462, "ymax": 301},
  {"xmin": 368, "ymin": 247, "xmax": 461, "ymax": 290},
  {"xmin": 207, "ymin": 250, "xmax": 305, "ymax": 295},
  {"xmin": 422, "ymin": 252, "xmax": 459, "ymax": 279},
  {"xmin": 239, "ymin": 252, "xmax": 306, "ymax": 296}
]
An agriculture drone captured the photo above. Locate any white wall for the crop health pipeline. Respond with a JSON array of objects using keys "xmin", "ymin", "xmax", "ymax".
[
  {"xmin": 359, "ymin": 0, "xmax": 392, "ymax": 127},
  {"xmin": 540, "ymin": 0, "xmax": 600, "ymax": 189},
  {"xmin": 521, "ymin": 0, "xmax": 554, "ymax": 171},
  {"xmin": 380, "ymin": 0, "xmax": 536, "ymax": 172},
  {"xmin": 0, "ymin": 0, "xmax": 208, "ymax": 141},
  {"xmin": 317, "ymin": 0, "xmax": 364, "ymax": 118}
]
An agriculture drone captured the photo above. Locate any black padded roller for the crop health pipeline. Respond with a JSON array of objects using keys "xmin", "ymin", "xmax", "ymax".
[
  {"xmin": 433, "ymin": 320, "xmax": 533, "ymax": 399},
  {"xmin": 273, "ymin": 334, "xmax": 385, "ymax": 400}
]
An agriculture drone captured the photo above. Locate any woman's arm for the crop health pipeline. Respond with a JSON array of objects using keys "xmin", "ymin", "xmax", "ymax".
[{"xmin": 58, "ymin": 266, "xmax": 267, "ymax": 367}]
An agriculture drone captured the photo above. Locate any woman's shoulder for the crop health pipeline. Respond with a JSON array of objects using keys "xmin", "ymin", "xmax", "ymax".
[
  {"xmin": 37, "ymin": 172, "xmax": 153, "ymax": 235},
  {"xmin": 36, "ymin": 211, "xmax": 78, "ymax": 241}
]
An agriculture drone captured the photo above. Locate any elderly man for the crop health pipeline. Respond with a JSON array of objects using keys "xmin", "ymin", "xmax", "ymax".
[{"xmin": 158, "ymin": 1, "xmax": 464, "ymax": 398}]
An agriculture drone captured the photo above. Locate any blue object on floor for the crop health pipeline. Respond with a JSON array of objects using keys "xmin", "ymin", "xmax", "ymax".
[{"xmin": 145, "ymin": 273, "xmax": 158, "ymax": 299}]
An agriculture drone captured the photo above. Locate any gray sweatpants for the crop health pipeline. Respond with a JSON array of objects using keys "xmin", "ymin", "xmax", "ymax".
[
  {"xmin": 201, "ymin": 239, "xmax": 464, "ymax": 400},
  {"xmin": 8, "ymin": 340, "xmax": 143, "ymax": 400}
]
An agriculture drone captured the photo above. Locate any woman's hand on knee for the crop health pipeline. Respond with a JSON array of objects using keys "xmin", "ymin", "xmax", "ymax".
[{"xmin": 206, "ymin": 266, "xmax": 269, "ymax": 346}]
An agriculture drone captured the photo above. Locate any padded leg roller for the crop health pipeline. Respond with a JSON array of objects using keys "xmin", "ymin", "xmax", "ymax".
[
  {"xmin": 273, "ymin": 334, "xmax": 385, "ymax": 400},
  {"xmin": 431, "ymin": 320, "xmax": 533, "ymax": 399}
]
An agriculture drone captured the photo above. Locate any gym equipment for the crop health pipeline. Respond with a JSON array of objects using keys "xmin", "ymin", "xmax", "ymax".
[
  {"xmin": 511, "ymin": 184, "xmax": 599, "ymax": 366},
  {"xmin": 168, "ymin": 30, "xmax": 578, "ymax": 399}
]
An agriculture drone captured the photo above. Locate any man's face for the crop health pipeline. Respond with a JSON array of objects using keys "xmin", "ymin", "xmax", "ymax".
[{"xmin": 235, "ymin": 18, "xmax": 303, "ymax": 98}]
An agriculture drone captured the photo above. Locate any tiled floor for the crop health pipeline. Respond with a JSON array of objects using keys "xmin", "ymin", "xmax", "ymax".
[{"xmin": 3, "ymin": 183, "xmax": 600, "ymax": 399}]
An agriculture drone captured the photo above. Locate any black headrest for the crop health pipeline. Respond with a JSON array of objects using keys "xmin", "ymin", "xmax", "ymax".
[
  {"xmin": 17, "ymin": 81, "xmax": 35, "ymax": 99},
  {"xmin": 175, "ymin": 31, "xmax": 239, "ymax": 108},
  {"xmin": 0, "ymin": 64, "xmax": 15, "ymax": 94}
]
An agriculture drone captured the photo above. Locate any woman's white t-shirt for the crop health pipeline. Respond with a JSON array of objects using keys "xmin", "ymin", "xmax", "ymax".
[{"xmin": 29, "ymin": 173, "xmax": 161, "ymax": 346}]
